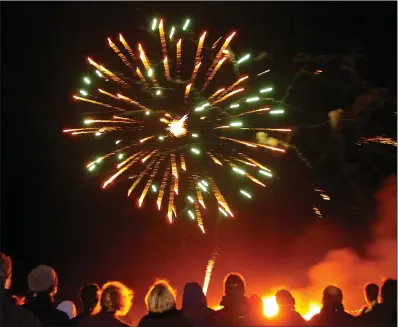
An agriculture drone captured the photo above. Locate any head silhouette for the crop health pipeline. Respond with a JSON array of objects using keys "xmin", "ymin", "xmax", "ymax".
[
  {"xmin": 276, "ymin": 289, "xmax": 295, "ymax": 308},
  {"xmin": 322, "ymin": 285, "xmax": 343, "ymax": 307},
  {"xmin": 182, "ymin": 282, "xmax": 206, "ymax": 308},
  {"xmin": 380, "ymin": 279, "xmax": 397, "ymax": 307},
  {"xmin": 223, "ymin": 273, "xmax": 246, "ymax": 297},
  {"xmin": 80, "ymin": 283, "xmax": 100, "ymax": 313},
  {"xmin": 364, "ymin": 283, "xmax": 379, "ymax": 304},
  {"xmin": 100, "ymin": 281, "xmax": 133, "ymax": 316},
  {"xmin": 249, "ymin": 294, "xmax": 263, "ymax": 316}
]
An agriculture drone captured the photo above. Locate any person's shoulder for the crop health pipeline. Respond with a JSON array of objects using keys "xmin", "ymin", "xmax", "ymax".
[
  {"xmin": 13, "ymin": 305, "xmax": 42, "ymax": 325},
  {"xmin": 137, "ymin": 313, "xmax": 152, "ymax": 327},
  {"xmin": 54, "ymin": 308, "xmax": 71, "ymax": 321}
]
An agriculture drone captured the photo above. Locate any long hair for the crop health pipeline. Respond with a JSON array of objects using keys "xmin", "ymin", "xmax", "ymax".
[
  {"xmin": 100, "ymin": 281, "xmax": 133, "ymax": 316},
  {"xmin": 145, "ymin": 280, "xmax": 176, "ymax": 313}
]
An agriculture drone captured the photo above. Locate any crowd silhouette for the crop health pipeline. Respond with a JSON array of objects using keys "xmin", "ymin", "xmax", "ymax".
[{"xmin": 1, "ymin": 252, "xmax": 396, "ymax": 327}]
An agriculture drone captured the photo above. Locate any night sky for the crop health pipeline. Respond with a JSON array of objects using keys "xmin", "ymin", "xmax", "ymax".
[{"xmin": 1, "ymin": 2, "xmax": 396, "ymax": 324}]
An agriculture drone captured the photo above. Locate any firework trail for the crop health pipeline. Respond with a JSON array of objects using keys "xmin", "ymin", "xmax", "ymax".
[{"xmin": 203, "ymin": 247, "xmax": 219, "ymax": 295}]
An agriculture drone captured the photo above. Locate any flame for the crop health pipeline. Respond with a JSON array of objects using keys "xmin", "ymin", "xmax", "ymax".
[
  {"xmin": 261, "ymin": 296, "xmax": 321, "ymax": 321},
  {"xmin": 262, "ymin": 296, "xmax": 279, "ymax": 318},
  {"xmin": 303, "ymin": 303, "xmax": 321, "ymax": 321},
  {"xmin": 168, "ymin": 115, "xmax": 188, "ymax": 137}
]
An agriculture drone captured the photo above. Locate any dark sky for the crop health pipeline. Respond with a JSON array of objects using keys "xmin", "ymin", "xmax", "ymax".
[{"xmin": 1, "ymin": 1, "xmax": 396, "ymax": 324}]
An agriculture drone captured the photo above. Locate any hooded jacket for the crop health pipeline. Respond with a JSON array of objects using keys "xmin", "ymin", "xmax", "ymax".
[{"xmin": 181, "ymin": 283, "xmax": 214, "ymax": 327}]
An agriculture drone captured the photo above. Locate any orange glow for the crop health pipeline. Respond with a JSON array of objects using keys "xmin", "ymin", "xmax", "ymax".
[
  {"xmin": 303, "ymin": 303, "xmax": 321, "ymax": 321},
  {"xmin": 212, "ymin": 305, "xmax": 223, "ymax": 311},
  {"xmin": 262, "ymin": 296, "xmax": 279, "ymax": 318}
]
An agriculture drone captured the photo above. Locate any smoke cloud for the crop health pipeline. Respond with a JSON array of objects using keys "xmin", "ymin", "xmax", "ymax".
[{"xmin": 293, "ymin": 175, "xmax": 397, "ymax": 312}]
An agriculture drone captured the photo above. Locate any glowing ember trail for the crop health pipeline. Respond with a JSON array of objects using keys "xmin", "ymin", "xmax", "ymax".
[
  {"xmin": 73, "ymin": 96, "xmax": 126, "ymax": 112},
  {"xmin": 202, "ymin": 249, "xmax": 218, "ymax": 295},
  {"xmin": 156, "ymin": 168, "xmax": 169, "ymax": 210},
  {"xmin": 184, "ymin": 83, "xmax": 192, "ymax": 103},
  {"xmin": 87, "ymin": 57, "xmax": 127, "ymax": 85},
  {"xmin": 176, "ymin": 39, "xmax": 182, "ymax": 80},
  {"xmin": 195, "ymin": 31, "xmax": 206, "ymax": 64},
  {"xmin": 163, "ymin": 56, "xmax": 171, "ymax": 80}
]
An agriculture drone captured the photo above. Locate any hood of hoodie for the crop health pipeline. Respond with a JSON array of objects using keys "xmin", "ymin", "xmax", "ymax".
[{"xmin": 182, "ymin": 282, "xmax": 207, "ymax": 309}]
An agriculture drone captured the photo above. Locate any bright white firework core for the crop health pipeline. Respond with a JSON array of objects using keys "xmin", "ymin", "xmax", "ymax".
[{"xmin": 168, "ymin": 114, "xmax": 188, "ymax": 137}]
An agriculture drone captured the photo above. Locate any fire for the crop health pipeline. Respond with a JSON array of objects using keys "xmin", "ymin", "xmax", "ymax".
[
  {"xmin": 212, "ymin": 305, "xmax": 223, "ymax": 311},
  {"xmin": 262, "ymin": 296, "xmax": 279, "ymax": 317},
  {"xmin": 303, "ymin": 303, "xmax": 321, "ymax": 321},
  {"xmin": 261, "ymin": 296, "xmax": 321, "ymax": 321},
  {"xmin": 167, "ymin": 114, "xmax": 188, "ymax": 137}
]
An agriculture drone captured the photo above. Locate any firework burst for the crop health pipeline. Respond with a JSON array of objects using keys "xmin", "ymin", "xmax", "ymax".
[{"xmin": 64, "ymin": 16, "xmax": 293, "ymax": 233}]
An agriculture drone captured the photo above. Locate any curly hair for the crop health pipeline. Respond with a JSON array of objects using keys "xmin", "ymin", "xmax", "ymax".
[{"xmin": 100, "ymin": 281, "xmax": 133, "ymax": 316}]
